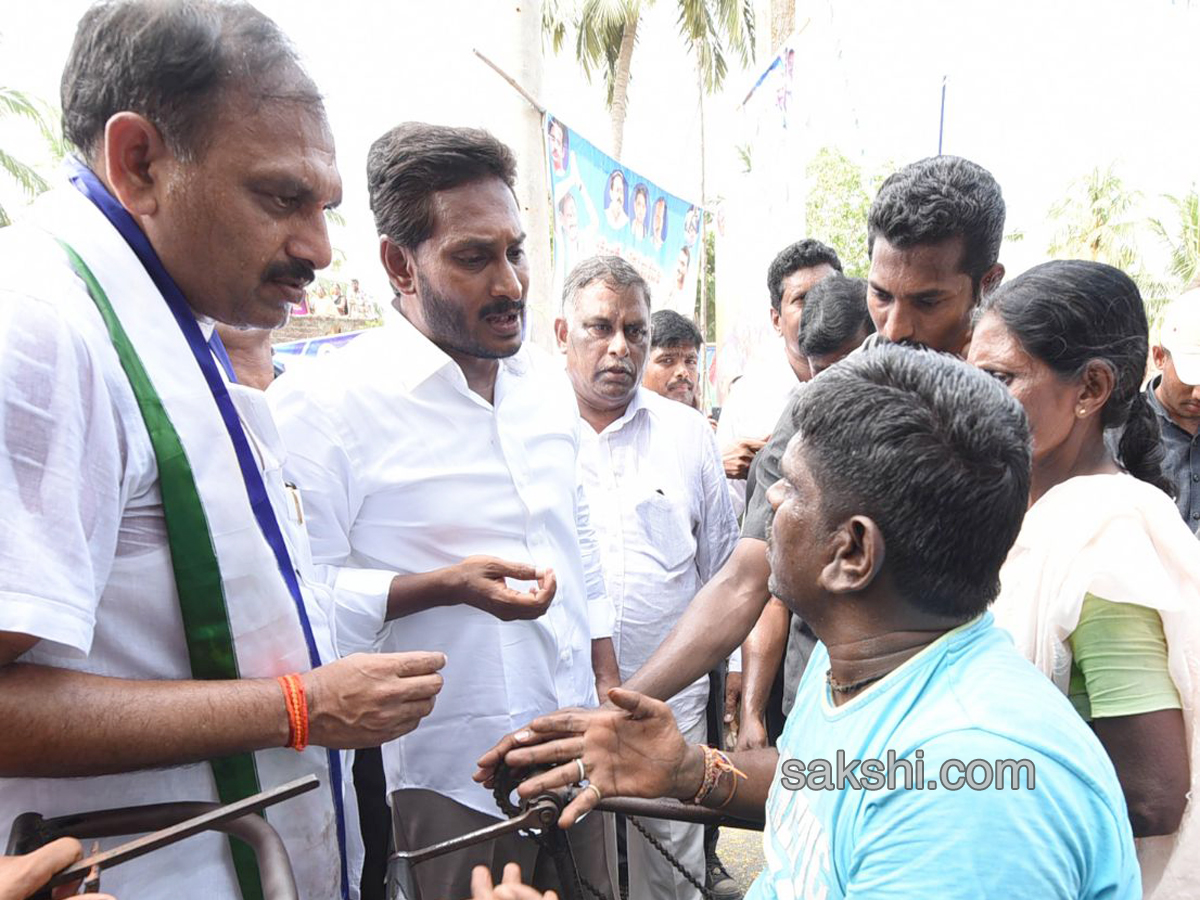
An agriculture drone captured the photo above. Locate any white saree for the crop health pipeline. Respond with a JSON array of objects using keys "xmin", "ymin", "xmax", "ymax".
[{"xmin": 993, "ymin": 473, "xmax": 1200, "ymax": 899}]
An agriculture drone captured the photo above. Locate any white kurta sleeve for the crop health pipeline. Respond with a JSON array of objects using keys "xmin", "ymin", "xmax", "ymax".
[
  {"xmin": 0, "ymin": 295, "xmax": 123, "ymax": 656},
  {"xmin": 269, "ymin": 371, "xmax": 393, "ymax": 655},
  {"xmin": 575, "ymin": 480, "xmax": 614, "ymax": 639},
  {"xmin": 695, "ymin": 422, "xmax": 740, "ymax": 585}
]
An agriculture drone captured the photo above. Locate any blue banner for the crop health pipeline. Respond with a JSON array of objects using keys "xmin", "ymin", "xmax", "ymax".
[{"xmin": 546, "ymin": 114, "xmax": 704, "ymax": 316}]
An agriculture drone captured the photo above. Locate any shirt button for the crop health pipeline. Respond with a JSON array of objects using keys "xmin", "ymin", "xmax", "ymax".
[
  {"xmin": 1192, "ymin": 512, "xmax": 1199, "ymax": 521},
  {"xmin": 560, "ymin": 649, "xmax": 571, "ymax": 662},
  {"xmin": 1193, "ymin": 474, "xmax": 1199, "ymax": 482}
]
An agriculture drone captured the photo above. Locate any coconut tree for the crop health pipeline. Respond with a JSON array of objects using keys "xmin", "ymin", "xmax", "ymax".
[
  {"xmin": 0, "ymin": 87, "xmax": 62, "ymax": 227},
  {"xmin": 1047, "ymin": 165, "xmax": 1142, "ymax": 271},
  {"xmin": 543, "ymin": 0, "xmax": 755, "ymax": 161},
  {"xmin": 1150, "ymin": 187, "xmax": 1200, "ymax": 289}
]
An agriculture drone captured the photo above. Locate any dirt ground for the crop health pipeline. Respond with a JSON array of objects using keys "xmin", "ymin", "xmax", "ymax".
[{"xmin": 717, "ymin": 825, "xmax": 764, "ymax": 894}]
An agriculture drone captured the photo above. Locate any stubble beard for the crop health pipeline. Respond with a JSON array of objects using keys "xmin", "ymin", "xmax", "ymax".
[{"xmin": 416, "ymin": 272, "xmax": 522, "ymax": 360}]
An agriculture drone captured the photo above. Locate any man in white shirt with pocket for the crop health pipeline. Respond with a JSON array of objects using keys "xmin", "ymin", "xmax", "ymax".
[
  {"xmin": 555, "ymin": 256, "xmax": 739, "ymax": 900},
  {"xmin": 270, "ymin": 123, "xmax": 619, "ymax": 900}
]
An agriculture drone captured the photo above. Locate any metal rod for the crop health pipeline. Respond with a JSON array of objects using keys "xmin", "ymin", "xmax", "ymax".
[
  {"xmin": 472, "ymin": 48, "xmax": 546, "ymax": 115},
  {"xmin": 44, "ymin": 775, "xmax": 320, "ymax": 888},
  {"xmin": 595, "ymin": 796, "xmax": 763, "ymax": 831},
  {"xmin": 938, "ymin": 74, "xmax": 947, "ymax": 155}
]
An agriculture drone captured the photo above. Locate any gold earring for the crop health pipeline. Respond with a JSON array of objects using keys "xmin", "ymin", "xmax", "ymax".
[{"xmin": 1077, "ymin": 405, "xmax": 1087, "ymax": 417}]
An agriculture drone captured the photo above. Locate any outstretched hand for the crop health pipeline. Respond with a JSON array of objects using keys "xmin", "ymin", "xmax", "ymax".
[{"xmin": 475, "ymin": 688, "xmax": 703, "ymax": 828}]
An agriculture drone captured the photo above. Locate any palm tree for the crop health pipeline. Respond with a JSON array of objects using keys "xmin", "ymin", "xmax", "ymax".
[
  {"xmin": 1047, "ymin": 166, "xmax": 1184, "ymax": 323},
  {"xmin": 1150, "ymin": 187, "xmax": 1200, "ymax": 289},
  {"xmin": 0, "ymin": 87, "xmax": 63, "ymax": 227},
  {"xmin": 543, "ymin": 0, "xmax": 755, "ymax": 161},
  {"xmin": 1047, "ymin": 165, "xmax": 1142, "ymax": 270},
  {"xmin": 768, "ymin": 0, "xmax": 794, "ymax": 53}
]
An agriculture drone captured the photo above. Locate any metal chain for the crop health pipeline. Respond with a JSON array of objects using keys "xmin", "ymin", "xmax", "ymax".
[
  {"xmin": 624, "ymin": 815, "xmax": 719, "ymax": 900},
  {"xmin": 492, "ymin": 764, "xmax": 717, "ymax": 900}
]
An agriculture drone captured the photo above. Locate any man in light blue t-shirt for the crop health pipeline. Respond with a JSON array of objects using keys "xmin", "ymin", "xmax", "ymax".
[{"xmin": 482, "ymin": 345, "xmax": 1140, "ymax": 899}]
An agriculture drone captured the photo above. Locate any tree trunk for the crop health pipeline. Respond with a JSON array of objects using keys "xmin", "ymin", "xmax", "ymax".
[
  {"xmin": 770, "ymin": 0, "xmax": 795, "ymax": 53},
  {"xmin": 697, "ymin": 66, "xmax": 709, "ymax": 342},
  {"xmin": 609, "ymin": 9, "xmax": 639, "ymax": 161}
]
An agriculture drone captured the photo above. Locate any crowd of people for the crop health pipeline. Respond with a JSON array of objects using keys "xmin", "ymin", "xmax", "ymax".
[
  {"xmin": 295, "ymin": 279, "xmax": 380, "ymax": 319},
  {"xmin": 1, "ymin": 3, "xmax": 1199, "ymax": 900}
]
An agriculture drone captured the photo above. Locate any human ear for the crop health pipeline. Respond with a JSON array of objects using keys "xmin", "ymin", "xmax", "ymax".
[
  {"xmin": 554, "ymin": 317, "xmax": 569, "ymax": 352},
  {"xmin": 819, "ymin": 515, "xmax": 885, "ymax": 594},
  {"xmin": 980, "ymin": 263, "xmax": 1005, "ymax": 297},
  {"xmin": 380, "ymin": 237, "xmax": 417, "ymax": 297},
  {"xmin": 102, "ymin": 112, "xmax": 169, "ymax": 217},
  {"xmin": 1078, "ymin": 359, "xmax": 1116, "ymax": 417},
  {"xmin": 769, "ymin": 308, "xmax": 782, "ymax": 335},
  {"xmin": 1152, "ymin": 345, "xmax": 1167, "ymax": 371}
]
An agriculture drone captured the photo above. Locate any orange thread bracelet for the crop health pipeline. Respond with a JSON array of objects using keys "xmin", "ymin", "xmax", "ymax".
[{"xmin": 277, "ymin": 674, "xmax": 309, "ymax": 752}]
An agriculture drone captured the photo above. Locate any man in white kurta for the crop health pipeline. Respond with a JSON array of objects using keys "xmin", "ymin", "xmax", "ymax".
[
  {"xmin": 556, "ymin": 256, "xmax": 738, "ymax": 900},
  {"xmin": 0, "ymin": 4, "xmax": 444, "ymax": 899},
  {"xmin": 269, "ymin": 121, "xmax": 618, "ymax": 900}
]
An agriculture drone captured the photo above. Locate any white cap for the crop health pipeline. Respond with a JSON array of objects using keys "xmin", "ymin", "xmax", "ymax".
[{"xmin": 1160, "ymin": 288, "xmax": 1200, "ymax": 385}]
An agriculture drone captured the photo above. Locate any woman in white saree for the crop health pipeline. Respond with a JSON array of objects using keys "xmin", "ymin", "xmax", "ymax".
[{"xmin": 968, "ymin": 260, "xmax": 1200, "ymax": 899}]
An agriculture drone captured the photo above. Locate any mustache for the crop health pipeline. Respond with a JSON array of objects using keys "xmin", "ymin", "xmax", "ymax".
[
  {"xmin": 601, "ymin": 360, "xmax": 636, "ymax": 377},
  {"xmin": 263, "ymin": 259, "xmax": 316, "ymax": 287},
  {"xmin": 479, "ymin": 299, "xmax": 525, "ymax": 319}
]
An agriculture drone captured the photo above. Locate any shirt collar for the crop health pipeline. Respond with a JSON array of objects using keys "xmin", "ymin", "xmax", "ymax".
[
  {"xmin": 387, "ymin": 311, "xmax": 529, "ymax": 392},
  {"xmin": 196, "ymin": 314, "xmax": 216, "ymax": 342},
  {"xmin": 1146, "ymin": 375, "xmax": 1171, "ymax": 422},
  {"xmin": 595, "ymin": 387, "xmax": 653, "ymax": 437}
]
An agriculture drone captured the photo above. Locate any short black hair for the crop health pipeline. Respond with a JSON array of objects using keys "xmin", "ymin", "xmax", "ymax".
[
  {"xmin": 792, "ymin": 344, "xmax": 1030, "ymax": 619},
  {"xmin": 766, "ymin": 240, "xmax": 843, "ymax": 312},
  {"xmin": 867, "ymin": 155, "xmax": 1005, "ymax": 290},
  {"xmin": 367, "ymin": 122, "xmax": 517, "ymax": 250},
  {"xmin": 62, "ymin": 0, "xmax": 318, "ymax": 162},
  {"xmin": 799, "ymin": 275, "xmax": 873, "ymax": 358},
  {"xmin": 650, "ymin": 309, "xmax": 702, "ymax": 352}
]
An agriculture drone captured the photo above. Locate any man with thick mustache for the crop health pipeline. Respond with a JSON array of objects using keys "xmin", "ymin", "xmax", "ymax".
[
  {"xmin": 556, "ymin": 257, "xmax": 737, "ymax": 900},
  {"xmin": 270, "ymin": 123, "xmax": 619, "ymax": 900},
  {"xmin": 0, "ymin": 4, "xmax": 448, "ymax": 900}
]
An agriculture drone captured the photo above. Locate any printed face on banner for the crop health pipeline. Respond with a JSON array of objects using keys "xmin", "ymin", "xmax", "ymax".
[{"xmin": 544, "ymin": 116, "xmax": 705, "ymax": 318}]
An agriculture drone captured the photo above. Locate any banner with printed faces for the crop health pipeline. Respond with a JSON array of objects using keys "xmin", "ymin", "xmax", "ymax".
[{"xmin": 545, "ymin": 114, "xmax": 704, "ymax": 319}]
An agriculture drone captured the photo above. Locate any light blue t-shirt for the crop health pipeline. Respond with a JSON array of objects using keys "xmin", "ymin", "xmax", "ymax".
[{"xmin": 746, "ymin": 612, "xmax": 1140, "ymax": 900}]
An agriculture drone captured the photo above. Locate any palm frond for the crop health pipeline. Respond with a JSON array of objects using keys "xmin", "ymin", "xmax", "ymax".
[{"xmin": 0, "ymin": 146, "xmax": 49, "ymax": 198}]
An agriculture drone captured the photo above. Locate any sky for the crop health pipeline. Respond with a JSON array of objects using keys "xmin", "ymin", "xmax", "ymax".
[{"xmin": 1, "ymin": 0, "xmax": 1197, "ymax": 313}]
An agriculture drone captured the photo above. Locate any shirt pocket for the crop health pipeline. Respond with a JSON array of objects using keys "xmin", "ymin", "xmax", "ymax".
[{"xmin": 634, "ymin": 490, "xmax": 695, "ymax": 571}]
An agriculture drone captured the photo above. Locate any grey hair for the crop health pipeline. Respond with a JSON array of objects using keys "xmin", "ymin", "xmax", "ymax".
[
  {"xmin": 62, "ymin": 0, "xmax": 321, "ymax": 163},
  {"xmin": 561, "ymin": 255, "xmax": 651, "ymax": 322}
]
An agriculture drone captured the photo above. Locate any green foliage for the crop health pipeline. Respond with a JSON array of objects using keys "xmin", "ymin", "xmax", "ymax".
[
  {"xmin": 544, "ymin": 0, "xmax": 755, "ymax": 120},
  {"xmin": 803, "ymin": 147, "xmax": 886, "ymax": 278},
  {"xmin": 1150, "ymin": 187, "xmax": 1200, "ymax": 289},
  {"xmin": 0, "ymin": 86, "xmax": 63, "ymax": 227},
  {"xmin": 1045, "ymin": 165, "xmax": 1186, "ymax": 326},
  {"xmin": 1047, "ymin": 165, "xmax": 1141, "ymax": 269}
]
